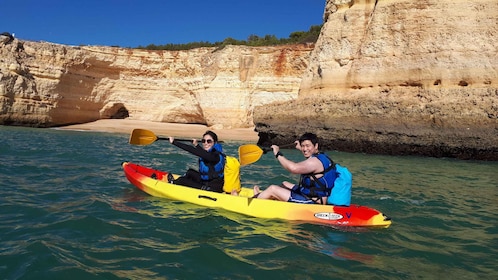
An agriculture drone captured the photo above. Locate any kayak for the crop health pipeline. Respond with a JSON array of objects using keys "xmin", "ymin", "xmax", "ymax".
[{"xmin": 122, "ymin": 162, "xmax": 392, "ymax": 228}]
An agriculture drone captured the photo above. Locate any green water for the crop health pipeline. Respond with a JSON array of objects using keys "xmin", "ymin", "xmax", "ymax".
[{"xmin": 0, "ymin": 126, "xmax": 496, "ymax": 279}]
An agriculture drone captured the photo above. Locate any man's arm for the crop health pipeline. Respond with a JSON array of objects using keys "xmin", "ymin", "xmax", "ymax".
[
  {"xmin": 277, "ymin": 154, "xmax": 321, "ymax": 175},
  {"xmin": 271, "ymin": 144, "xmax": 321, "ymax": 174}
]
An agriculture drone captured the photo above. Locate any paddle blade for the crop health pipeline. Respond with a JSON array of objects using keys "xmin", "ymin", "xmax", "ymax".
[
  {"xmin": 239, "ymin": 144, "xmax": 264, "ymax": 166},
  {"xmin": 129, "ymin": 129, "xmax": 158, "ymax": 146}
]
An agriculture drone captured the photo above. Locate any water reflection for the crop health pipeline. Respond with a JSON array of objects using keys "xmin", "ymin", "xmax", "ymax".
[{"xmin": 113, "ymin": 190, "xmax": 376, "ymax": 268}]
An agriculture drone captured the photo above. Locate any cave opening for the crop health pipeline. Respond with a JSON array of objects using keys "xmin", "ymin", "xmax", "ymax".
[{"xmin": 101, "ymin": 103, "xmax": 129, "ymax": 119}]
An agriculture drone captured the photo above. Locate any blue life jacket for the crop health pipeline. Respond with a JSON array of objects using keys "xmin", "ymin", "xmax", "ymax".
[
  {"xmin": 199, "ymin": 143, "xmax": 225, "ymax": 181},
  {"xmin": 298, "ymin": 153, "xmax": 337, "ymax": 198}
]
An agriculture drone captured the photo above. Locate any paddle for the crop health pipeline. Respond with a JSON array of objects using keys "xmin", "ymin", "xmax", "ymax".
[
  {"xmin": 129, "ymin": 128, "xmax": 224, "ymax": 146},
  {"xmin": 238, "ymin": 143, "xmax": 296, "ymax": 166},
  {"xmin": 238, "ymin": 145, "xmax": 264, "ymax": 166}
]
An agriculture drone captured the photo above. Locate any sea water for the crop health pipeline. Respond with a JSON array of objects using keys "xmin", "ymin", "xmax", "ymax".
[{"xmin": 0, "ymin": 126, "xmax": 496, "ymax": 279}]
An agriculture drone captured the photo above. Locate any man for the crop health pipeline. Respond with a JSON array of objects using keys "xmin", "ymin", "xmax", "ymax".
[{"xmin": 254, "ymin": 133, "xmax": 345, "ymax": 205}]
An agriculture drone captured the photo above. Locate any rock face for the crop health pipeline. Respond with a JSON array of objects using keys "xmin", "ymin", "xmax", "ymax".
[
  {"xmin": 1, "ymin": 0, "xmax": 497, "ymax": 160},
  {"xmin": 255, "ymin": 0, "xmax": 498, "ymax": 160},
  {"xmin": 0, "ymin": 39, "xmax": 312, "ymax": 128}
]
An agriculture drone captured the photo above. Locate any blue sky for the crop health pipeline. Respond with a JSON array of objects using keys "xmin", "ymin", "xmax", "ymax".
[{"xmin": 1, "ymin": 0, "xmax": 325, "ymax": 47}]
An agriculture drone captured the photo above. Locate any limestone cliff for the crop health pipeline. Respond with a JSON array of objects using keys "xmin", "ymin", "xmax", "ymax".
[
  {"xmin": 255, "ymin": 0, "xmax": 497, "ymax": 160},
  {"xmin": 0, "ymin": 38, "xmax": 312, "ymax": 128},
  {"xmin": 1, "ymin": 0, "xmax": 497, "ymax": 160}
]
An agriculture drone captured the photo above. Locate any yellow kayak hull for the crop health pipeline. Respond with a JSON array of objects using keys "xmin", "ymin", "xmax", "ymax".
[{"xmin": 123, "ymin": 162, "xmax": 392, "ymax": 228}]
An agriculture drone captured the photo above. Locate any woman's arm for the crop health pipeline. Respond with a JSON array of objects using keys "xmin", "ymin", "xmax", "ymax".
[{"xmin": 171, "ymin": 140, "xmax": 219, "ymax": 162}]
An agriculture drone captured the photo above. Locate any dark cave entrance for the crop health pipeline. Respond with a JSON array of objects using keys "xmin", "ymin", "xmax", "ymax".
[{"xmin": 101, "ymin": 103, "xmax": 129, "ymax": 119}]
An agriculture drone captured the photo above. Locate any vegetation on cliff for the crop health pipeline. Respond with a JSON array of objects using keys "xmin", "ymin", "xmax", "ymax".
[{"xmin": 137, "ymin": 25, "xmax": 321, "ymax": 50}]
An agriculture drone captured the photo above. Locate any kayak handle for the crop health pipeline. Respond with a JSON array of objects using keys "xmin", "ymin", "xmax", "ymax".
[{"xmin": 198, "ymin": 195, "xmax": 217, "ymax": 201}]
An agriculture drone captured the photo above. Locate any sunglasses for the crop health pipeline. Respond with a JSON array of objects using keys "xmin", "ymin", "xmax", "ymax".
[{"xmin": 201, "ymin": 139, "xmax": 213, "ymax": 143}]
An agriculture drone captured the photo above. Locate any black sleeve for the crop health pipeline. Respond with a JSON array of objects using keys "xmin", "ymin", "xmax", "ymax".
[{"xmin": 171, "ymin": 140, "xmax": 219, "ymax": 162}]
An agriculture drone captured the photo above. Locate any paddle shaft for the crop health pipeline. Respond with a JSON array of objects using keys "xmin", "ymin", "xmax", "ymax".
[
  {"xmin": 129, "ymin": 128, "xmax": 225, "ymax": 146},
  {"xmin": 262, "ymin": 143, "xmax": 297, "ymax": 153},
  {"xmin": 174, "ymin": 138, "xmax": 224, "ymax": 143},
  {"xmin": 238, "ymin": 143, "xmax": 297, "ymax": 166},
  {"xmin": 157, "ymin": 137, "xmax": 193, "ymax": 142}
]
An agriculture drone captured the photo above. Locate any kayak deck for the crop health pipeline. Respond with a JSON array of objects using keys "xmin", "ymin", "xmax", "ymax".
[{"xmin": 123, "ymin": 162, "xmax": 392, "ymax": 228}]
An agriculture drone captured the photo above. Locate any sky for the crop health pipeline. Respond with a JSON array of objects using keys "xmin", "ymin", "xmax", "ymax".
[{"xmin": 1, "ymin": 0, "xmax": 325, "ymax": 48}]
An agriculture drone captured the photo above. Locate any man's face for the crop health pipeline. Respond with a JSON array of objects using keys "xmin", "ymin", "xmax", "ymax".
[{"xmin": 300, "ymin": 140, "xmax": 318, "ymax": 158}]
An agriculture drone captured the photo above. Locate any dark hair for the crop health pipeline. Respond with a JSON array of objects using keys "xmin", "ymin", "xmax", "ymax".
[
  {"xmin": 203, "ymin": 130, "xmax": 218, "ymax": 142},
  {"xmin": 299, "ymin": 132, "xmax": 319, "ymax": 145}
]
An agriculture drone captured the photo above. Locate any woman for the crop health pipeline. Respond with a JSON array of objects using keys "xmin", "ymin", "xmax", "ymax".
[{"xmin": 168, "ymin": 131, "xmax": 225, "ymax": 192}]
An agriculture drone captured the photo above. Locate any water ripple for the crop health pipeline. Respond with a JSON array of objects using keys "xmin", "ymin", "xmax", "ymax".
[{"xmin": 1, "ymin": 126, "xmax": 497, "ymax": 279}]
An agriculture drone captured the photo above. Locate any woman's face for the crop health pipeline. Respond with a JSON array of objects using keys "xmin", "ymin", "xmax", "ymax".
[{"xmin": 201, "ymin": 135, "xmax": 215, "ymax": 151}]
